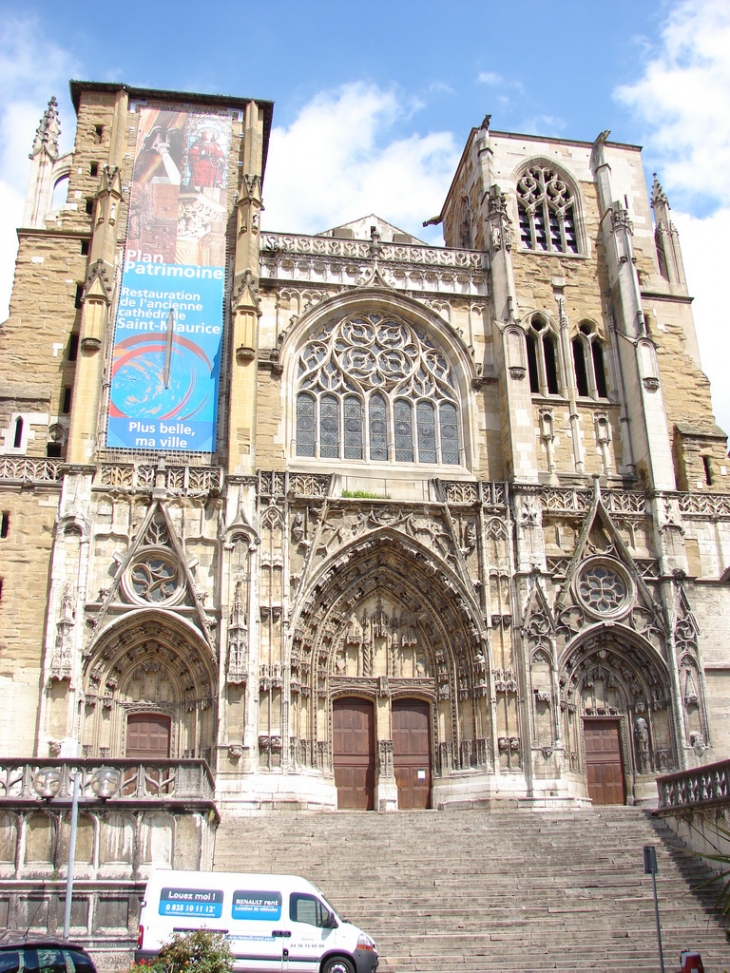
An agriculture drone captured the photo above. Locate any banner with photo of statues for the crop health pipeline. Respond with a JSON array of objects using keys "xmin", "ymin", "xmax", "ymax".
[{"xmin": 107, "ymin": 105, "xmax": 231, "ymax": 452}]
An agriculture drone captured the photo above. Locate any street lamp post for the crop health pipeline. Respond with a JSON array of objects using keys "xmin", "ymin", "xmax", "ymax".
[{"xmin": 63, "ymin": 771, "xmax": 80, "ymax": 939}]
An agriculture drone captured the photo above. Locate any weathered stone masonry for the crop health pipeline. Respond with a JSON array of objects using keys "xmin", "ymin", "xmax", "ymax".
[{"xmin": 1, "ymin": 86, "xmax": 730, "ymax": 868}]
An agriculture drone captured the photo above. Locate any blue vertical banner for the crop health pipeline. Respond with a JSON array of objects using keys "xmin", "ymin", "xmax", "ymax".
[{"xmin": 107, "ymin": 106, "xmax": 232, "ymax": 451}]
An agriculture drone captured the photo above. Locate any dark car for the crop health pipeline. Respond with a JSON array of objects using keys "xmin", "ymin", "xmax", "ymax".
[{"xmin": 0, "ymin": 936, "xmax": 97, "ymax": 973}]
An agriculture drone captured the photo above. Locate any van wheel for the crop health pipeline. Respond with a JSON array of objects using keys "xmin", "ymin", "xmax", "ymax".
[{"xmin": 321, "ymin": 958, "xmax": 355, "ymax": 973}]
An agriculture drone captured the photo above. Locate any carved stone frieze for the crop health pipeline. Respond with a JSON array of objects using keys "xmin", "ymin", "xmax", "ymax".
[{"xmin": 260, "ymin": 233, "xmax": 487, "ymax": 296}]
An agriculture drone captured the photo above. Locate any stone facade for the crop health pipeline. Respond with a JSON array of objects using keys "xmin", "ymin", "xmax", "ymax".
[{"xmin": 1, "ymin": 83, "xmax": 730, "ymax": 834}]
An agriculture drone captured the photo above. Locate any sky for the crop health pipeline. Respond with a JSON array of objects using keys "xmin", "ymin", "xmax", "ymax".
[{"xmin": 0, "ymin": 0, "xmax": 729, "ymax": 432}]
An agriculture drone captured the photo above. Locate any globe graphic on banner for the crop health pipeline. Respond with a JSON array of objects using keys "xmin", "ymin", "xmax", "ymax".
[{"xmin": 110, "ymin": 334, "xmax": 212, "ymax": 421}]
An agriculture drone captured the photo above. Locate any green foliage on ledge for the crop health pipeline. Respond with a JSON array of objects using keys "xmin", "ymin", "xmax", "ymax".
[{"xmin": 341, "ymin": 489, "xmax": 390, "ymax": 499}]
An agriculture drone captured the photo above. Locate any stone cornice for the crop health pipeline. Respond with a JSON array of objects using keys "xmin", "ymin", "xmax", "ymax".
[{"xmin": 260, "ymin": 232, "xmax": 488, "ymax": 297}]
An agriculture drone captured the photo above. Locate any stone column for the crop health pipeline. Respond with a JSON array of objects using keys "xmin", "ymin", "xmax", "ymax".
[
  {"xmin": 591, "ymin": 132, "xmax": 675, "ymax": 491},
  {"xmin": 227, "ymin": 102, "xmax": 266, "ymax": 475},
  {"xmin": 485, "ymin": 183, "xmax": 540, "ymax": 483},
  {"xmin": 66, "ymin": 90, "xmax": 128, "ymax": 463}
]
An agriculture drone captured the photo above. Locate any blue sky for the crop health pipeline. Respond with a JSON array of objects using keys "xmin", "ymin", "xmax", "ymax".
[{"xmin": 1, "ymin": 0, "xmax": 729, "ymax": 430}]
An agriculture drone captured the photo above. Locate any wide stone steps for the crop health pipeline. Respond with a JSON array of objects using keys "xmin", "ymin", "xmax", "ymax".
[{"xmin": 213, "ymin": 807, "xmax": 728, "ymax": 972}]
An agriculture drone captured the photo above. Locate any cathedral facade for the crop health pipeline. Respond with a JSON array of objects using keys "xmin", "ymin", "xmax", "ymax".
[{"xmin": 2, "ymin": 81, "xmax": 730, "ymax": 820}]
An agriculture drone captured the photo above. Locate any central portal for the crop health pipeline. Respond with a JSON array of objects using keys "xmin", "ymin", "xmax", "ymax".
[
  {"xmin": 333, "ymin": 698, "xmax": 375, "ymax": 810},
  {"xmin": 393, "ymin": 699, "xmax": 431, "ymax": 809}
]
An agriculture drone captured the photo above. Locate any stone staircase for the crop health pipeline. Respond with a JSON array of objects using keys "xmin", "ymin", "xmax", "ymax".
[{"xmin": 214, "ymin": 807, "xmax": 730, "ymax": 972}]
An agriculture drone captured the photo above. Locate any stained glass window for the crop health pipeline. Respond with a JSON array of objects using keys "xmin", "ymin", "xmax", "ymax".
[
  {"xmin": 369, "ymin": 393, "xmax": 388, "ymax": 461},
  {"xmin": 295, "ymin": 311, "xmax": 462, "ymax": 465},
  {"xmin": 417, "ymin": 401, "xmax": 437, "ymax": 463},
  {"xmin": 296, "ymin": 394, "xmax": 315, "ymax": 457},
  {"xmin": 344, "ymin": 396, "xmax": 363, "ymax": 460},
  {"xmin": 394, "ymin": 399, "xmax": 413, "ymax": 462},
  {"xmin": 320, "ymin": 394, "xmax": 339, "ymax": 459}
]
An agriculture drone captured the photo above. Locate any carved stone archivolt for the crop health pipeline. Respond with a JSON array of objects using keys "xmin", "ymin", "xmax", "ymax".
[
  {"xmin": 289, "ymin": 499, "xmax": 483, "ymax": 609},
  {"xmin": 559, "ymin": 630, "xmax": 674, "ymax": 775},
  {"xmin": 289, "ymin": 529, "xmax": 490, "ymax": 774},
  {"xmin": 81, "ymin": 611, "xmax": 218, "ymax": 759}
]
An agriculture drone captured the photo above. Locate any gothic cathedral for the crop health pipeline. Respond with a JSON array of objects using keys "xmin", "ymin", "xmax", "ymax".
[{"xmin": 1, "ymin": 81, "xmax": 730, "ymax": 827}]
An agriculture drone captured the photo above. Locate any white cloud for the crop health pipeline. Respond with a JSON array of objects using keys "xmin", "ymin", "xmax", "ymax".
[
  {"xmin": 262, "ymin": 82, "xmax": 459, "ymax": 243},
  {"xmin": 0, "ymin": 17, "xmax": 79, "ymax": 322},
  {"xmin": 672, "ymin": 208, "xmax": 730, "ymax": 434},
  {"xmin": 477, "ymin": 71, "xmax": 504, "ymax": 86},
  {"xmin": 615, "ymin": 0, "xmax": 730, "ymax": 436},
  {"xmin": 616, "ymin": 0, "xmax": 730, "ymax": 203},
  {"xmin": 518, "ymin": 114, "xmax": 566, "ymax": 135},
  {"xmin": 477, "ymin": 71, "xmax": 524, "ymax": 94}
]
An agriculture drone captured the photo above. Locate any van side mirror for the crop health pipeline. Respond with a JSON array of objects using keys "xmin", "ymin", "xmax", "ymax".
[{"xmin": 324, "ymin": 911, "xmax": 338, "ymax": 929}]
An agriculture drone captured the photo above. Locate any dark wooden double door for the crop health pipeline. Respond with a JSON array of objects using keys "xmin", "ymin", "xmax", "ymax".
[
  {"xmin": 333, "ymin": 698, "xmax": 431, "ymax": 810},
  {"xmin": 584, "ymin": 718, "xmax": 626, "ymax": 805}
]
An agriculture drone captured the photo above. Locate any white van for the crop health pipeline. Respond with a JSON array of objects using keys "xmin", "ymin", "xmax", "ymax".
[{"xmin": 135, "ymin": 869, "xmax": 378, "ymax": 973}]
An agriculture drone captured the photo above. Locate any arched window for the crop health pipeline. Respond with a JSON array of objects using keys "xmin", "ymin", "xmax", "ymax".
[
  {"xmin": 572, "ymin": 322, "xmax": 608, "ymax": 398},
  {"xmin": 12, "ymin": 417, "xmax": 23, "ymax": 450},
  {"xmin": 296, "ymin": 394, "xmax": 315, "ymax": 457},
  {"xmin": 295, "ymin": 311, "xmax": 463, "ymax": 466},
  {"xmin": 320, "ymin": 394, "xmax": 339, "ymax": 459},
  {"xmin": 51, "ymin": 175, "xmax": 69, "ymax": 211},
  {"xmin": 517, "ymin": 164, "xmax": 578, "ymax": 254},
  {"xmin": 526, "ymin": 316, "xmax": 561, "ymax": 396}
]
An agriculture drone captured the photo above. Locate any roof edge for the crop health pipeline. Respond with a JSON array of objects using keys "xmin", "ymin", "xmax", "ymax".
[
  {"xmin": 69, "ymin": 80, "xmax": 274, "ymax": 176},
  {"xmin": 488, "ymin": 129, "xmax": 643, "ymax": 152}
]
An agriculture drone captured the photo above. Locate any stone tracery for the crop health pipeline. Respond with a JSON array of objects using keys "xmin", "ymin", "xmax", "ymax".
[
  {"xmin": 295, "ymin": 310, "xmax": 462, "ymax": 465},
  {"xmin": 517, "ymin": 163, "xmax": 578, "ymax": 254}
]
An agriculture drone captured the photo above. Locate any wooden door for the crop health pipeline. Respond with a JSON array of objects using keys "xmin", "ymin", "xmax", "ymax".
[
  {"xmin": 584, "ymin": 718, "xmax": 626, "ymax": 805},
  {"xmin": 333, "ymin": 698, "xmax": 375, "ymax": 810},
  {"xmin": 126, "ymin": 714, "xmax": 171, "ymax": 759},
  {"xmin": 393, "ymin": 699, "xmax": 431, "ymax": 809}
]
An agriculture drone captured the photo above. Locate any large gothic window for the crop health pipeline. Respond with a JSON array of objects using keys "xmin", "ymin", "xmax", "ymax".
[
  {"xmin": 295, "ymin": 311, "xmax": 462, "ymax": 465},
  {"xmin": 517, "ymin": 164, "xmax": 578, "ymax": 254}
]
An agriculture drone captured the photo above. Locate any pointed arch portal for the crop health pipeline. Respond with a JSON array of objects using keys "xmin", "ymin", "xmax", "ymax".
[
  {"xmin": 559, "ymin": 625, "xmax": 674, "ymax": 804},
  {"xmin": 81, "ymin": 610, "xmax": 218, "ymax": 762},
  {"xmin": 290, "ymin": 528, "xmax": 488, "ymax": 807}
]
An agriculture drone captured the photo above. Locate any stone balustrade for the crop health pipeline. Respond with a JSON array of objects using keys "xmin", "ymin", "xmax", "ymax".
[
  {"xmin": 94, "ymin": 463, "xmax": 223, "ymax": 496},
  {"xmin": 0, "ymin": 757, "xmax": 216, "ymax": 804},
  {"xmin": 656, "ymin": 758, "xmax": 730, "ymax": 811},
  {"xmin": 0, "ymin": 759, "xmax": 217, "ymax": 882},
  {"xmin": 0, "ymin": 759, "xmax": 217, "ymax": 965},
  {"xmin": 0, "ymin": 456, "xmax": 63, "ymax": 483},
  {"xmin": 655, "ymin": 759, "xmax": 730, "ymax": 889}
]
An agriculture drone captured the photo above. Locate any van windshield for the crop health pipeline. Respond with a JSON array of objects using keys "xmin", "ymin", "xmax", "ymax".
[{"xmin": 312, "ymin": 891, "xmax": 343, "ymax": 923}]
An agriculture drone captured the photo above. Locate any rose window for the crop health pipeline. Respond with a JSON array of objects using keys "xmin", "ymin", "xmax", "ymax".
[
  {"xmin": 575, "ymin": 558, "xmax": 633, "ymax": 620},
  {"xmin": 123, "ymin": 550, "xmax": 183, "ymax": 606}
]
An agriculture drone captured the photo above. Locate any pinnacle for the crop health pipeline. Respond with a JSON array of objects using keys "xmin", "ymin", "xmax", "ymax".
[{"xmin": 30, "ymin": 95, "xmax": 61, "ymax": 160}]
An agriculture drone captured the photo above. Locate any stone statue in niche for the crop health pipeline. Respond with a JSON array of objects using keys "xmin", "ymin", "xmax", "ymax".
[
  {"xmin": 463, "ymin": 521, "xmax": 477, "ymax": 555},
  {"xmin": 291, "ymin": 512, "xmax": 305, "ymax": 543},
  {"xmin": 634, "ymin": 717, "xmax": 650, "ymax": 773}
]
